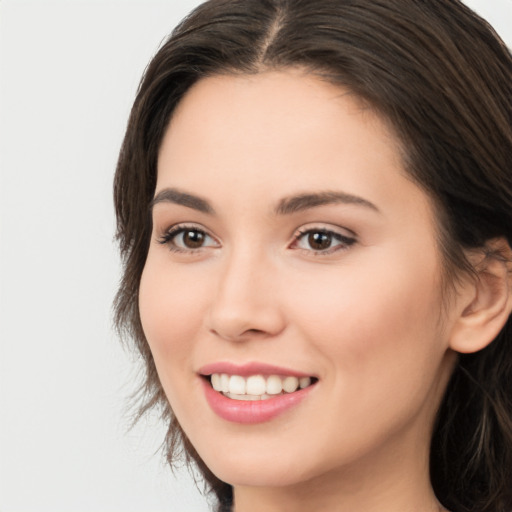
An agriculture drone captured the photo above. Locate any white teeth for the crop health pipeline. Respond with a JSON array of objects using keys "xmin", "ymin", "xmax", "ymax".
[
  {"xmin": 266, "ymin": 375, "xmax": 283, "ymax": 395},
  {"xmin": 246, "ymin": 375, "xmax": 266, "ymax": 395},
  {"xmin": 229, "ymin": 375, "xmax": 246, "ymax": 395},
  {"xmin": 225, "ymin": 392, "xmax": 273, "ymax": 401},
  {"xmin": 283, "ymin": 376, "xmax": 299, "ymax": 393},
  {"xmin": 211, "ymin": 373, "xmax": 221, "ymax": 391},
  {"xmin": 299, "ymin": 377, "xmax": 311, "ymax": 389},
  {"xmin": 220, "ymin": 373, "xmax": 230, "ymax": 393},
  {"xmin": 225, "ymin": 392, "xmax": 261, "ymax": 401},
  {"xmin": 209, "ymin": 373, "xmax": 314, "ymax": 398}
]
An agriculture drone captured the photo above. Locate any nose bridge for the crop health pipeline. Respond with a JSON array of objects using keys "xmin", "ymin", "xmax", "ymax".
[{"xmin": 207, "ymin": 243, "xmax": 284, "ymax": 341}]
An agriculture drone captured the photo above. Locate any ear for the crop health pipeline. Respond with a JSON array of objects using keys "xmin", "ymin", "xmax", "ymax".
[{"xmin": 449, "ymin": 238, "xmax": 512, "ymax": 354}]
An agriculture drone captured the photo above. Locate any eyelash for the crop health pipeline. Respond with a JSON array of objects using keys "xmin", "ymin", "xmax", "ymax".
[
  {"xmin": 157, "ymin": 224, "xmax": 356, "ymax": 255},
  {"xmin": 157, "ymin": 224, "xmax": 217, "ymax": 254},
  {"xmin": 291, "ymin": 228, "xmax": 356, "ymax": 255}
]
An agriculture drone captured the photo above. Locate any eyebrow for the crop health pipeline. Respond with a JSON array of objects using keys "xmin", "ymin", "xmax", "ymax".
[
  {"xmin": 150, "ymin": 187, "xmax": 379, "ymax": 216},
  {"xmin": 151, "ymin": 188, "xmax": 214, "ymax": 214},
  {"xmin": 275, "ymin": 191, "xmax": 380, "ymax": 215}
]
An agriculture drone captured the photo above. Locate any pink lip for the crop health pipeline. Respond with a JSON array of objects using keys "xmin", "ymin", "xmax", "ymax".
[
  {"xmin": 200, "ymin": 376, "xmax": 316, "ymax": 425},
  {"xmin": 198, "ymin": 361, "xmax": 313, "ymax": 378}
]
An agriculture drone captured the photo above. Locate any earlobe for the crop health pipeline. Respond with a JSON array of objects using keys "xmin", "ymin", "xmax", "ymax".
[{"xmin": 449, "ymin": 239, "xmax": 512, "ymax": 354}]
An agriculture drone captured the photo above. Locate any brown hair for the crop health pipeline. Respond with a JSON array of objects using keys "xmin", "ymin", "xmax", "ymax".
[{"xmin": 114, "ymin": 1, "xmax": 512, "ymax": 510}]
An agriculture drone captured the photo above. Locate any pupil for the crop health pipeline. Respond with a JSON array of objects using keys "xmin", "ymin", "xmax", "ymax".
[
  {"xmin": 184, "ymin": 230, "xmax": 204, "ymax": 248},
  {"xmin": 308, "ymin": 232, "xmax": 331, "ymax": 250}
]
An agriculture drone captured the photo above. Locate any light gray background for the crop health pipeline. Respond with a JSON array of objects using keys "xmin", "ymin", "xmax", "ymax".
[{"xmin": 0, "ymin": 1, "xmax": 511, "ymax": 511}]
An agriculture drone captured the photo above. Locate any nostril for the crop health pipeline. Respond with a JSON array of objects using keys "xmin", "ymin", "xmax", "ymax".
[
  {"xmin": 245, "ymin": 328, "xmax": 266, "ymax": 335},
  {"xmin": 209, "ymin": 326, "xmax": 270, "ymax": 342}
]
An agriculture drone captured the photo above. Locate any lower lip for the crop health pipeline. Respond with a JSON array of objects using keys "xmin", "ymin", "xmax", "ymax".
[{"xmin": 201, "ymin": 378, "xmax": 315, "ymax": 424}]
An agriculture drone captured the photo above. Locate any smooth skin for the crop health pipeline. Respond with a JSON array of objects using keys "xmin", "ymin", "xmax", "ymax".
[{"xmin": 139, "ymin": 69, "xmax": 510, "ymax": 512}]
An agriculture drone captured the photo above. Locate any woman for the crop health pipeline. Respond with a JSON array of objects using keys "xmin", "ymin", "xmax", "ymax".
[{"xmin": 113, "ymin": 1, "xmax": 512, "ymax": 511}]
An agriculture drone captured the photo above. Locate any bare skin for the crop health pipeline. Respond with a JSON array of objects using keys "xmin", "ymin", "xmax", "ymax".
[{"xmin": 139, "ymin": 69, "xmax": 504, "ymax": 511}]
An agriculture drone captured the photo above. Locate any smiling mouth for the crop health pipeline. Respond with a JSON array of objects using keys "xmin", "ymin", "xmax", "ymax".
[{"xmin": 205, "ymin": 373, "xmax": 318, "ymax": 401}]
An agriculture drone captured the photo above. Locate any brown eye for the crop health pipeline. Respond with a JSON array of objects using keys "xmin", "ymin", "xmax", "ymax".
[
  {"xmin": 308, "ymin": 232, "xmax": 332, "ymax": 250},
  {"xmin": 159, "ymin": 225, "xmax": 219, "ymax": 252},
  {"xmin": 293, "ymin": 228, "xmax": 356, "ymax": 254},
  {"xmin": 182, "ymin": 229, "xmax": 206, "ymax": 248}
]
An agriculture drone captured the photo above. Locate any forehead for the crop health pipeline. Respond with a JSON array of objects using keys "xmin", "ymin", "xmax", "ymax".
[
  {"xmin": 160, "ymin": 71, "xmax": 398, "ymax": 177},
  {"xmin": 156, "ymin": 70, "xmax": 433, "ymax": 230}
]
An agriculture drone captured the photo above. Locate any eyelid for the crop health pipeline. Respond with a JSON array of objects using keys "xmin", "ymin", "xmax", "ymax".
[
  {"xmin": 290, "ymin": 224, "xmax": 357, "ymax": 254},
  {"xmin": 157, "ymin": 223, "xmax": 220, "ymax": 252},
  {"xmin": 294, "ymin": 222, "xmax": 357, "ymax": 238}
]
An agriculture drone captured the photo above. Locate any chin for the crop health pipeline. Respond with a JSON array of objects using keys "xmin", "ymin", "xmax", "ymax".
[
  {"xmin": 193, "ymin": 438, "xmax": 326, "ymax": 489},
  {"xmin": 211, "ymin": 460, "xmax": 313, "ymax": 489}
]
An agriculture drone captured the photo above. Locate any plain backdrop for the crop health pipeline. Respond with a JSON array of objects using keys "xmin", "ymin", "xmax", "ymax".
[{"xmin": 0, "ymin": 1, "xmax": 511, "ymax": 511}]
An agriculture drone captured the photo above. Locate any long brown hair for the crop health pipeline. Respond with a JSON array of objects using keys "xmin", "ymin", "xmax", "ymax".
[{"xmin": 114, "ymin": 1, "xmax": 512, "ymax": 510}]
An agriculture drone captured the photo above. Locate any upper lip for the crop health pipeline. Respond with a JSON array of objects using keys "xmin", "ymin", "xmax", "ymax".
[{"xmin": 198, "ymin": 361, "xmax": 315, "ymax": 378}]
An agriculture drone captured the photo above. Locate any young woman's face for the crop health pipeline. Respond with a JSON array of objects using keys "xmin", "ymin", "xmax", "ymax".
[{"xmin": 139, "ymin": 70, "xmax": 457, "ymax": 490}]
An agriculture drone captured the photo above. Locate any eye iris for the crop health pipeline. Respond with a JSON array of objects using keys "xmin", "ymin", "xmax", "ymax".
[
  {"xmin": 308, "ymin": 232, "xmax": 332, "ymax": 250},
  {"xmin": 183, "ymin": 230, "xmax": 205, "ymax": 248}
]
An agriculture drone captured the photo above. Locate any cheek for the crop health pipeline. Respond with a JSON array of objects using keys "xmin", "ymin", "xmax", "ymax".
[
  {"xmin": 138, "ymin": 256, "xmax": 215, "ymax": 427},
  {"xmin": 138, "ymin": 256, "xmax": 205, "ymax": 366},
  {"xmin": 289, "ymin": 251, "xmax": 446, "ymax": 385},
  {"xmin": 280, "ymin": 255, "xmax": 449, "ymax": 463}
]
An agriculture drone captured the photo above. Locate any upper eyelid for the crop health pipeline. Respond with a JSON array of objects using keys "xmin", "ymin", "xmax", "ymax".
[
  {"xmin": 159, "ymin": 222, "xmax": 213, "ymax": 236},
  {"xmin": 156, "ymin": 222, "xmax": 357, "ymax": 244},
  {"xmin": 157, "ymin": 223, "xmax": 218, "ymax": 242},
  {"xmin": 293, "ymin": 228, "xmax": 356, "ymax": 244},
  {"xmin": 290, "ymin": 225, "xmax": 357, "ymax": 252},
  {"xmin": 157, "ymin": 225, "xmax": 221, "ymax": 254},
  {"xmin": 293, "ymin": 223, "xmax": 357, "ymax": 239}
]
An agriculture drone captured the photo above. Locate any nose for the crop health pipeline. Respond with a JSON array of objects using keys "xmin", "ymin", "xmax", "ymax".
[{"xmin": 205, "ymin": 248, "xmax": 286, "ymax": 342}]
